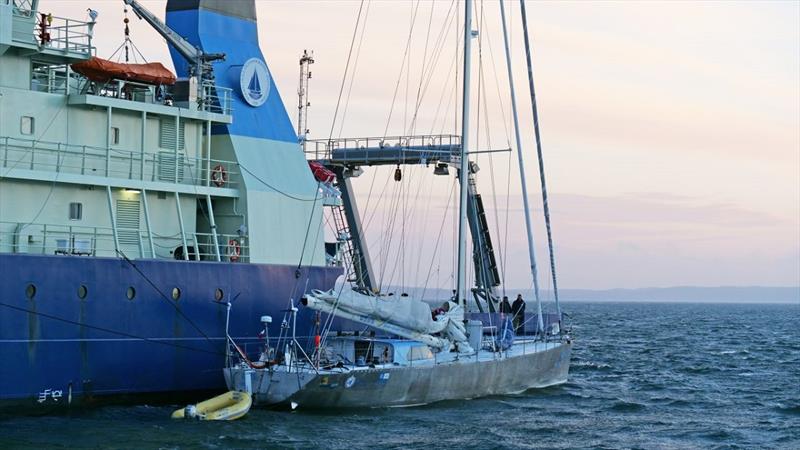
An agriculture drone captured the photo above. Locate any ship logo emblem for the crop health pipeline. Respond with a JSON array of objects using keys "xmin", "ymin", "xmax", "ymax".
[
  {"xmin": 248, "ymin": 72, "xmax": 262, "ymax": 100},
  {"xmin": 239, "ymin": 58, "xmax": 270, "ymax": 107}
]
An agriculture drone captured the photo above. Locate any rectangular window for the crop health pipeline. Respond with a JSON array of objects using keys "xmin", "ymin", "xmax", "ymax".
[
  {"xmin": 111, "ymin": 127, "xmax": 120, "ymax": 145},
  {"xmin": 69, "ymin": 202, "xmax": 82, "ymax": 221},
  {"xmin": 157, "ymin": 191, "xmax": 167, "ymax": 200},
  {"xmin": 20, "ymin": 116, "xmax": 34, "ymax": 135}
]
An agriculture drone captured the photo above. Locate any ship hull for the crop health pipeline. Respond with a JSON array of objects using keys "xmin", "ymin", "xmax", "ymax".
[
  {"xmin": 227, "ymin": 341, "xmax": 572, "ymax": 409},
  {"xmin": 0, "ymin": 253, "xmax": 340, "ymax": 411}
]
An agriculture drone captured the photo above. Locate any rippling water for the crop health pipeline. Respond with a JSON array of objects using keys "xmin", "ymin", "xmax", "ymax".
[{"xmin": 2, "ymin": 302, "xmax": 798, "ymax": 449}]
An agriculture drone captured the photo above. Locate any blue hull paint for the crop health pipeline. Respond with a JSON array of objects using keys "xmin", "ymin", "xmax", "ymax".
[{"xmin": 0, "ymin": 254, "xmax": 340, "ymax": 407}]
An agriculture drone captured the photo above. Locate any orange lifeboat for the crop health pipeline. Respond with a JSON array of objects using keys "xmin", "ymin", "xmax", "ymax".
[{"xmin": 71, "ymin": 56, "xmax": 177, "ymax": 85}]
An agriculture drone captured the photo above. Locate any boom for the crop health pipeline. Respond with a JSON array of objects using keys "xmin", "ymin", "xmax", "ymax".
[{"xmin": 123, "ymin": 0, "xmax": 224, "ymax": 81}]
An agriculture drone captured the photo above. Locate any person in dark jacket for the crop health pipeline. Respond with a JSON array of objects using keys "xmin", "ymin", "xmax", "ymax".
[
  {"xmin": 499, "ymin": 296, "xmax": 512, "ymax": 314},
  {"xmin": 511, "ymin": 294, "xmax": 526, "ymax": 334}
]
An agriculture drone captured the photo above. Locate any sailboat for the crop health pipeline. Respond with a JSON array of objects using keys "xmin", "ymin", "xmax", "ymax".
[
  {"xmin": 224, "ymin": 0, "xmax": 572, "ymax": 409},
  {"xmin": 248, "ymin": 72, "xmax": 263, "ymax": 100}
]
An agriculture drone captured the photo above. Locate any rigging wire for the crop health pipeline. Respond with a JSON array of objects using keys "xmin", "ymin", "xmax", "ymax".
[
  {"xmin": 519, "ymin": 0, "xmax": 561, "ymax": 318},
  {"xmin": 0, "ymin": 301, "xmax": 226, "ymax": 356},
  {"xmin": 117, "ymin": 250, "xmax": 216, "ymax": 344},
  {"xmin": 327, "ymin": 0, "xmax": 367, "ymax": 143},
  {"xmin": 336, "ymin": 0, "xmax": 372, "ymax": 138}
]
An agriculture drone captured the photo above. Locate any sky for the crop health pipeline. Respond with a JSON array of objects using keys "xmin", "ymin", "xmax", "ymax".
[{"xmin": 40, "ymin": 0, "xmax": 800, "ymax": 291}]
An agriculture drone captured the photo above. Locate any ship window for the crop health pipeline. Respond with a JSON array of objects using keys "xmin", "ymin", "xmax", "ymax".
[
  {"xmin": 157, "ymin": 191, "xmax": 167, "ymax": 200},
  {"xmin": 111, "ymin": 127, "xmax": 120, "ymax": 145},
  {"xmin": 20, "ymin": 116, "xmax": 34, "ymax": 135},
  {"xmin": 25, "ymin": 284, "xmax": 36, "ymax": 299},
  {"xmin": 77, "ymin": 285, "xmax": 88, "ymax": 300},
  {"xmin": 214, "ymin": 288, "xmax": 224, "ymax": 301},
  {"xmin": 407, "ymin": 346, "xmax": 433, "ymax": 361},
  {"xmin": 126, "ymin": 286, "xmax": 136, "ymax": 300},
  {"xmin": 69, "ymin": 202, "xmax": 82, "ymax": 221},
  {"xmin": 172, "ymin": 287, "xmax": 181, "ymax": 301}
]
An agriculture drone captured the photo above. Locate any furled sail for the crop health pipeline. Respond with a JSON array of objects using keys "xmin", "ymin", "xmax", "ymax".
[{"xmin": 302, "ymin": 289, "xmax": 473, "ymax": 353}]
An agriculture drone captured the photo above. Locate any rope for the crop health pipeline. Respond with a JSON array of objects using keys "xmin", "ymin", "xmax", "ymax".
[
  {"xmin": 327, "ymin": 0, "xmax": 367, "ymax": 143},
  {"xmin": 0, "ymin": 301, "xmax": 225, "ymax": 356},
  {"xmin": 117, "ymin": 250, "xmax": 217, "ymax": 344},
  {"xmin": 519, "ymin": 0, "xmax": 561, "ymax": 319}
]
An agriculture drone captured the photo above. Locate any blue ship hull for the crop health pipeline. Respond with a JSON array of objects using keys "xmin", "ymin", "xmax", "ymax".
[{"xmin": 0, "ymin": 254, "xmax": 340, "ymax": 409}]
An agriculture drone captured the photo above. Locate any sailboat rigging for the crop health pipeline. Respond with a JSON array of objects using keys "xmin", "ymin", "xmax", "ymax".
[{"xmin": 222, "ymin": 0, "xmax": 572, "ymax": 409}]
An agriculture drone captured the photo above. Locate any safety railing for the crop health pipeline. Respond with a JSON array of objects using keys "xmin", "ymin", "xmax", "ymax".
[
  {"xmin": 200, "ymin": 82, "xmax": 234, "ymax": 116},
  {"xmin": 305, "ymin": 134, "xmax": 461, "ymax": 161},
  {"xmin": 0, "ymin": 136, "xmax": 241, "ymax": 190},
  {"xmin": 11, "ymin": 8, "xmax": 94, "ymax": 56},
  {"xmin": 0, "ymin": 221, "xmax": 250, "ymax": 263},
  {"xmin": 31, "ymin": 64, "xmax": 70, "ymax": 94}
]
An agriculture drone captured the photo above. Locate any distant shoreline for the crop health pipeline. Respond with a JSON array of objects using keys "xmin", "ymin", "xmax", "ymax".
[{"xmin": 385, "ymin": 286, "xmax": 800, "ymax": 304}]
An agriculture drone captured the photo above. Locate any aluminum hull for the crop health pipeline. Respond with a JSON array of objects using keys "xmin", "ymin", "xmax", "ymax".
[{"xmin": 226, "ymin": 340, "xmax": 572, "ymax": 409}]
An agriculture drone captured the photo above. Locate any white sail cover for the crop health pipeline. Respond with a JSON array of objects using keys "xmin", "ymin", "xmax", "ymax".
[
  {"xmin": 303, "ymin": 289, "xmax": 473, "ymax": 353},
  {"xmin": 307, "ymin": 289, "xmax": 448, "ymax": 334}
]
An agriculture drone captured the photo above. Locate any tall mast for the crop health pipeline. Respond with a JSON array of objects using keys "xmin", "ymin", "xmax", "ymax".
[
  {"xmin": 519, "ymin": 0, "xmax": 561, "ymax": 320},
  {"xmin": 499, "ymin": 0, "xmax": 544, "ymax": 334},
  {"xmin": 456, "ymin": 0, "xmax": 474, "ymax": 308},
  {"xmin": 297, "ymin": 50, "xmax": 314, "ymax": 152}
]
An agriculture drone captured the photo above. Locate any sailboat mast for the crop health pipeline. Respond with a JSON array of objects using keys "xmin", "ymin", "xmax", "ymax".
[
  {"xmin": 519, "ymin": 0, "xmax": 561, "ymax": 320},
  {"xmin": 499, "ymin": 0, "xmax": 545, "ymax": 334},
  {"xmin": 456, "ymin": 0, "xmax": 474, "ymax": 308}
]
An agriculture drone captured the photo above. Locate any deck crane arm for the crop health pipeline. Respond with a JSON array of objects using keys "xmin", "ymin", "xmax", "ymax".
[{"xmin": 122, "ymin": 0, "xmax": 224, "ymax": 81}]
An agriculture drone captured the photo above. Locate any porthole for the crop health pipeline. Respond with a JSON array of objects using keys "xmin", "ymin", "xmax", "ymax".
[
  {"xmin": 214, "ymin": 288, "xmax": 224, "ymax": 302},
  {"xmin": 172, "ymin": 287, "xmax": 181, "ymax": 301},
  {"xmin": 77, "ymin": 285, "xmax": 88, "ymax": 299},
  {"xmin": 126, "ymin": 286, "xmax": 136, "ymax": 300},
  {"xmin": 25, "ymin": 284, "xmax": 36, "ymax": 299}
]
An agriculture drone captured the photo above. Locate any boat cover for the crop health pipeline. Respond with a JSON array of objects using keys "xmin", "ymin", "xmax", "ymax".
[
  {"xmin": 305, "ymin": 289, "xmax": 474, "ymax": 353},
  {"xmin": 71, "ymin": 57, "xmax": 177, "ymax": 85},
  {"xmin": 308, "ymin": 161, "xmax": 336, "ymax": 184}
]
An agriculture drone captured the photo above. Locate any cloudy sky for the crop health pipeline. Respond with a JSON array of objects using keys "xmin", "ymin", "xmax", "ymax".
[{"xmin": 42, "ymin": 0, "xmax": 800, "ymax": 290}]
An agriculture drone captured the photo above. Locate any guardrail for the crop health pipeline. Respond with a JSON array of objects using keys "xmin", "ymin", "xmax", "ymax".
[
  {"xmin": 0, "ymin": 136, "xmax": 241, "ymax": 190},
  {"xmin": 11, "ymin": 7, "xmax": 94, "ymax": 56},
  {"xmin": 0, "ymin": 221, "xmax": 249, "ymax": 263},
  {"xmin": 201, "ymin": 82, "xmax": 234, "ymax": 116},
  {"xmin": 305, "ymin": 134, "xmax": 461, "ymax": 161}
]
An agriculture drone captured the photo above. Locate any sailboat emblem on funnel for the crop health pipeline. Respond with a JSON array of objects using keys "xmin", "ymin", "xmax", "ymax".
[
  {"xmin": 239, "ymin": 58, "xmax": 270, "ymax": 107},
  {"xmin": 248, "ymin": 72, "xmax": 262, "ymax": 100}
]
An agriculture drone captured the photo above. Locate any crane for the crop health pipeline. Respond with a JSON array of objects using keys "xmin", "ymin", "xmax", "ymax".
[{"xmin": 122, "ymin": 0, "xmax": 224, "ymax": 82}]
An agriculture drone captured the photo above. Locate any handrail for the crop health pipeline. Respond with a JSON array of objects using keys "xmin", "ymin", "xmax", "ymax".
[
  {"xmin": 0, "ymin": 220, "xmax": 249, "ymax": 262},
  {"xmin": 305, "ymin": 134, "xmax": 461, "ymax": 161},
  {"xmin": 0, "ymin": 135, "xmax": 241, "ymax": 190}
]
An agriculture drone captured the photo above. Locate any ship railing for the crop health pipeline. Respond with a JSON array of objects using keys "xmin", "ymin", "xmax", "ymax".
[
  {"xmin": 0, "ymin": 221, "xmax": 117, "ymax": 258},
  {"xmin": 305, "ymin": 134, "xmax": 462, "ymax": 162},
  {"xmin": 30, "ymin": 62, "xmax": 70, "ymax": 94},
  {"xmin": 200, "ymin": 82, "xmax": 234, "ymax": 116},
  {"xmin": 10, "ymin": 6, "xmax": 94, "ymax": 56},
  {"xmin": 0, "ymin": 136, "xmax": 241, "ymax": 190},
  {"xmin": 0, "ymin": 221, "xmax": 250, "ymax": 263}
]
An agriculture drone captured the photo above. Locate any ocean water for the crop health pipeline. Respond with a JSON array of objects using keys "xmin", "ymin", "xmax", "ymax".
[{"xmin": 1, "ymin": 302, "xmax": 798, "ymax": 449}]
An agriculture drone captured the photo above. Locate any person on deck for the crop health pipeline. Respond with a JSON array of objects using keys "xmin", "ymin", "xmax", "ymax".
[
  {"xmin": 499, "ymin": 296, "xmax": 512, "ymax": 314},
  {"xmin": 512, "ymin": 294, "xmax": 526, "ymax": 334}
]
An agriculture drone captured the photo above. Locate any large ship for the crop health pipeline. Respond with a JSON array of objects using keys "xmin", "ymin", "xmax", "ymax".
[{"xmin": 0, "ymin": 0, "xmax": 342, "ymax": 409}]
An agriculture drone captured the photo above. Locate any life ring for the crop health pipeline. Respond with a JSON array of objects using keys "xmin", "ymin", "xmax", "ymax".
[
  {"xmin": 211, "ymin": 164, "xmax": 228, "ymax": 187},
  {"xmin": 228, "ymin": 239, "xmax": 241, "ymax": 262}
]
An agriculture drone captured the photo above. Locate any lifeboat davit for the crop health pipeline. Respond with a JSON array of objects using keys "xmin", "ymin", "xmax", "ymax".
[{"xmin": 71, "ymin": 56, "xmax": 177, "ymax": 85}]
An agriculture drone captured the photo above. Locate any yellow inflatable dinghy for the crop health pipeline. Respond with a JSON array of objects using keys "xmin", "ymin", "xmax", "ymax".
[{"xmin": 171, "ymin": 391, "xmax": 252, "ymax": 421}]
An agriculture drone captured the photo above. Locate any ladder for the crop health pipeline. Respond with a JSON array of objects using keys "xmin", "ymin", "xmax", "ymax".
[{"xmin": 330, "ymin": 203, "xmax": 358, "ymax": 284}]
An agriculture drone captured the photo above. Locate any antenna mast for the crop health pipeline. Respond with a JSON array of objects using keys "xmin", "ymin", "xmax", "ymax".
[{"xmin": 297, "ymin": 49, "xmax": 315, "ymax": 151}]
